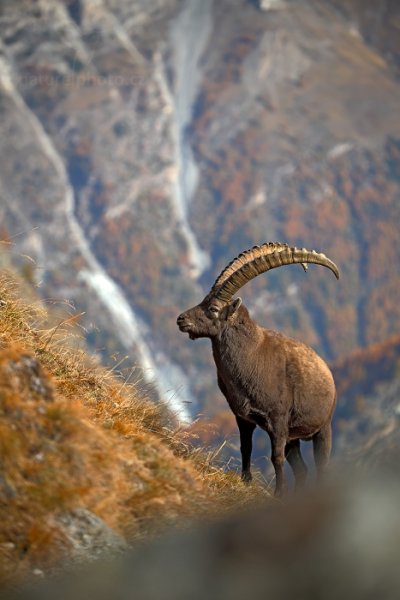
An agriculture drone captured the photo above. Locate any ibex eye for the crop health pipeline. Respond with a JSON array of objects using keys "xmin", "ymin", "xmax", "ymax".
[{"xmin": 209, "ymin": 307, "xmax": 219, "ymax": 314}]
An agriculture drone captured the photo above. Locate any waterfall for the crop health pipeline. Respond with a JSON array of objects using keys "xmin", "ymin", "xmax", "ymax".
[
  {"xmin": 167, "ymin": 0, "xmax": 213, "ymax": 278},
  {"xmin": 0, "ymin": 64, "xmax": 192, "ymax": 422}
]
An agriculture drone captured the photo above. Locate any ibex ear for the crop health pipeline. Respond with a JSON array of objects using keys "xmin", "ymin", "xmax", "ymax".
[{"xmin": 226, "ymin": 297, "xmax": 242, "ymax": 318}]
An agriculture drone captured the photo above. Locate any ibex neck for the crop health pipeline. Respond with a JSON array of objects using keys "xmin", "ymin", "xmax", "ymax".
[{"xmin": 212, "ymin": 307, "xmax": 262, "ymax": 363}]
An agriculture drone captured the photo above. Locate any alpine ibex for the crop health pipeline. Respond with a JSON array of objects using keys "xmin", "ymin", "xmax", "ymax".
[{"xmin": 177, "ymin": 243, "xmax": 339, "ymax": 496}]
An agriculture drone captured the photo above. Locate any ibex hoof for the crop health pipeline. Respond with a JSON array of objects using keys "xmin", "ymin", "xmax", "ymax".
[{"xmin": 241, "ymin": 471, "xmax": 252, "ymax": 484}]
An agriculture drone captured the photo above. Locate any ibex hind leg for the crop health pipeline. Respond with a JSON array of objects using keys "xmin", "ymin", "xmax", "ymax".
[
  {"xmin": 270, "ymin": 435, "xmax": 287, "ymax": 497},
  {"xmin": 285, "ymin": 439, "xmax": 307, "ymax": 490},
  {"xmin": 312, "ymin": 422, "xmax": 332, "ymax": 482}
]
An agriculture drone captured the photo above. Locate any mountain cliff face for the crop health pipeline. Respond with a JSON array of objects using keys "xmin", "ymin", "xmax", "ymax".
[
  {"xmin": 0, "ymin": 0, "xmax": 399, "ymax": 426},
  {"xmin": 327, "ymin": 0, "xmax": 400, "ymax": 76}
]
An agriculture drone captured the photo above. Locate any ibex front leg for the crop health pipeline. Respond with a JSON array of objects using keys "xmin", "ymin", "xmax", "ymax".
[{"xmin": 236, "ymin": 416, "xmax": 256, "ymax": 483}]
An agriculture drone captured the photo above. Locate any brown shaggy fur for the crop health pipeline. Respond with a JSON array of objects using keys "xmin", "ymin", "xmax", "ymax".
[{"xmin": 177, "ymin": 295, "xmax": 336, "ymax": 496}]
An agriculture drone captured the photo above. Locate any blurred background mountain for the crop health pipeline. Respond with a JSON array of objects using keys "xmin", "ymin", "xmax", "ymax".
[{"xmin": 0, "ymin": 0, "xmax": 399, "ymax": 464}]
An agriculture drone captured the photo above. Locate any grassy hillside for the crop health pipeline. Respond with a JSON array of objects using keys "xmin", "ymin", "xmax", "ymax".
[{"xmin": 0, "ymin": 268, "xmax": 268, "ymax": 588}]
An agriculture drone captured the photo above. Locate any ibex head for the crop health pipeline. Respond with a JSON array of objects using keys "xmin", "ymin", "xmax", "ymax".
[
  {"xmin": 177, "ymin": 295, "xmax": 243, "ymax": 340},
  {"xmin": 177, "ymin": 243, "xmax": 339, "ymax": 340}
]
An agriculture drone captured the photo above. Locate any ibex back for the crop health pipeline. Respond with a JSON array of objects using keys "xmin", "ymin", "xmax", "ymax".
[{"xmin": 177, "ymin": 243, "xmax": 339, "ymax": 496}]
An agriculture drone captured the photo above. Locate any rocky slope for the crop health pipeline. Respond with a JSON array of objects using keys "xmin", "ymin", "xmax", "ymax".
[
  {"xmin": 327, "ymin": 0, "xmax": 400, "ymax": 76},
  {"xmin": 0, "ymin": 269, "xmax": 266, "ymax": 586},
  {"xmin": 0, "ymin": 0, "xmax": 399, "ymax": 429}
]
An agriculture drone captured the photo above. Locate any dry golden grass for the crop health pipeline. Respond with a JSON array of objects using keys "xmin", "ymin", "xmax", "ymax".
[{"xmin": 0, "ymin": 270, "xmax": 269, "ymax": 587}]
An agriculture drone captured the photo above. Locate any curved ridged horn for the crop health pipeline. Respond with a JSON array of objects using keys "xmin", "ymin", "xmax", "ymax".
[
  {"xmin": 211, "ymin": 243, "xmax": 294, "ymax": 291},
  {"xmin": 211, "ymin": 243, "xmax": 339, "ymax": 303}
]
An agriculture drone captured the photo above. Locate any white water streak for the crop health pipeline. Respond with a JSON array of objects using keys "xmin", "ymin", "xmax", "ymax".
[
  {"xmin": 0, "ymin": 62, "xmax": 191, "ymax": 422},
  {"xmin": 327, "ymin": 142, "xmax": 354, "ymax": 160},
  {"xmin": 90, "ymin": 0, "xmax": 146, "ymax": 66},
  {"xmin": 166, "ymin": 0, "xmax": 213, "ymax": 277}
]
